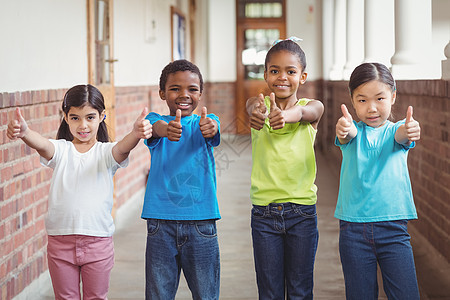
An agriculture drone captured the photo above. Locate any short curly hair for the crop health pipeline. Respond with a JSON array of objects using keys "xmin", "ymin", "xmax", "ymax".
[{"xmin": 159, "ymin": 59, "xmax": 204, "ymax": 92}]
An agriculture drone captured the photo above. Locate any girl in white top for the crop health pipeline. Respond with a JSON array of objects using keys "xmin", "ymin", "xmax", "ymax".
[{"xmin": 7, "ymin": 84, "xmax": 152, "ymax": 300}]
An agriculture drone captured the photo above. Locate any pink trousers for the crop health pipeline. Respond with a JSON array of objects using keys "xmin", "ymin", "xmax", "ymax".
[{"xmin": 47, "ymin": 235, "xmax": 114, "ymax": 300}]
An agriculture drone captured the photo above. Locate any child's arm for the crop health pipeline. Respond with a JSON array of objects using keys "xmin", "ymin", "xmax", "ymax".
[
  {"xmin": 7, "ymin": 107, "xmax": 55, "ymax": 161},
  {"xmin": 246, "ymin": 94, "xmax": 268, "ymax": 130},
  {"xmin": 112, "ymin": 108, "xmax": 152, "ymax": 164},
  {"xmin": 395, "ymin": 106, "xmax": 420, "ymax": 146},
  {"xmin": 336, "ymin": 104, "xmax": 357, "ymax": 145},
  {"xmin": 151, "ymin": 109, "xmax": 182, "ymax": 142},
  {"xmin": 199, "ymin": 107, "xmax": 218, "ymax": 138},
  {"xmin": 269, "ymin": 94, "xmax": 325, "ymax": 130}
]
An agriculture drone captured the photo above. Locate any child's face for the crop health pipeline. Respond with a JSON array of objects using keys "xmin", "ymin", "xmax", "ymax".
[
  {"xmin": 264, "ymin": 50, "xmax": 307, "ymax": 102},
  {"xmin": 159, "ymin": 71, "xmax": 202, "ymax": 116},
  {"xmin": 64, "ymin": 104, "xmax": 105, "ymax": 144},
  {"xmin": 351, "ymin": 80, "xmax": 396, "ymax": 128}
]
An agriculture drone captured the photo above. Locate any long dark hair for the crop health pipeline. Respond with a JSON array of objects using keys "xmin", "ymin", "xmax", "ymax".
[{"xmin": 57, "ymin": 84, "xmax": 110, "ymax": 142}]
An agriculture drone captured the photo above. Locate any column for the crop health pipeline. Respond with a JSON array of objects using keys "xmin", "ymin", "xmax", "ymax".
[
  {"xmin": 390, "ymin": 0, "xmax": 439, "ymax": 79},
  {"xmin": 364, "ymin": 0, "xmax": 394, "ymax": 66},
  {"xmin": 329, "ymin": 0, "xmax": 346, "ymax": 80},
  {"xmin": 322, "ymin": 0, "xmax": 334, "ymax": 80},
  {"xmin": 343, "ymin": 0, "xmax": 364, "ymax": 80},
  {"xmin": 442, "ymin": 41, "xmax": 450, "ymax": 79}
]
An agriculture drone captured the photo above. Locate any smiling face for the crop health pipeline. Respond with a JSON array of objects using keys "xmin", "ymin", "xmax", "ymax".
[
  {"xmin": 159, "ymin": 71, "xmax": 202, "ymax": 116},
  {"xmin": 351, "ymin": 80, "xmax": 396, "ymax": 128},
  {"xmin": 64, "ymin": 104, "xmax": 104, "ymax": 145},
  {"xmin": 264, "ymin": 50, "xmax": 307, "ymax": 105}
]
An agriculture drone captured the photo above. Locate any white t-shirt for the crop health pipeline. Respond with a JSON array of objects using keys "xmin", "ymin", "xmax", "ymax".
[{"xmin": 40, "ymin": 139, "xmax": 128, "ymax": 237}]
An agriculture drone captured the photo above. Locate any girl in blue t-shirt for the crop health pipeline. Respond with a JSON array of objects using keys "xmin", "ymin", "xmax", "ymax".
[{"xmin": 335, "ymin": 62, "xmax": 421, "ymax": 299}]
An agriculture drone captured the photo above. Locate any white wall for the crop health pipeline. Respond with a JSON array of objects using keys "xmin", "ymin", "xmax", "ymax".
[
  {"xmin": 113, "ymin": 0, "xmax": 176, "ymax": 87},
  {"xmin": 432, "ymin": 0, "xmax": 450, "ymax": 61},
  {"xmin": 286, "ymin": 0, "xmax": 322, "ymax": 80},
  {"xmin": 0, "ymin": 0, "xmax": 87, "ymax": 93},
  {"xmin": 207, "ymin": 0, "xmax": 236, "ymax": 82}
]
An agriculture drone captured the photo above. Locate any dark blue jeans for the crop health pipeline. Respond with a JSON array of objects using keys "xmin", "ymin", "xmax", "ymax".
[
  {"xmin": 145, "ymin": 219, "xmax": 220, "ymax": 300},
  {"xmin": 251, "ymin": 203, "xmax": 319, "ymax": 300},
  {"xmin": 339, "ymin": 220, "xmax": 420, "ymax": 300}
]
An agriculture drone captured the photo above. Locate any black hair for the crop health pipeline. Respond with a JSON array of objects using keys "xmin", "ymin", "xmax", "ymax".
[
  {"xmin": 159, "ymin": 59, "xmax": 204, "ymax": 92},
  {"xmin": 57, "ymin": 84, "xmax": 110, "ymax": 142},
  {"xmin": 349, "ymin": 63, "xmax": 396, "ymax": 97},
  {"xmin": 265, "ymin": 40, "xmax": 307, "ymax": 72}
]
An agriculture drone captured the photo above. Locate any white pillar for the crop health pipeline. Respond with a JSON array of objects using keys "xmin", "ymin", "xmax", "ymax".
[
  {"xmin": 442, "ymin": 41, "xmax": 450, "ymax": 79},
  {"xmin": 329, "ymin": 0, "xmax": 346, "ymax": 80},
  {"xmin": 390, "ymin": 0, "xmax": 439, "ymax": 79},
  {"xmin": 364, "ymin": 0, "xmax": 394, "ymax": 67},
  {"xmin": 322, "ymin": 0, "xmax": 334, "ymax": 80},
  {"xmin": 343, "ymin": 0, "xmax": 364, "ymax": 80}
]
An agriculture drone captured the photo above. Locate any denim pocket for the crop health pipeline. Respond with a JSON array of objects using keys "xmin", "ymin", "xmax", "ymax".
[
  {"xmin": 146, "ymin": 219, "xmax": 160, "ymax": 236},
  {"xmin": 292, "ymin": 204, "xmax": 317, "ymax": 218},
  {"xmin": 195, "ymin": 220, "xmax": 217, "ymax": 237},
  {"xmin": 251, "ymin": 206, "xmax": 266, "ymax": 219}
]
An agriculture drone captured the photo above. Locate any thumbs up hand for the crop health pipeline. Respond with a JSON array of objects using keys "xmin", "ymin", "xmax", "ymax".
[
  {"xmin": 249, "ymin": 93, "xmax": 268, "ymax": 131},
  {"xmin": 199, "ymin": 107, "xmax": 218, "ymax": 138},
  {"xmin": 404, "ymin": 106, "xmax": 420, "ymax": 142},
  {"xmin": 268, "ymin": 93, "xmax": 285, "ymax": 130},
  {"xmin": 133, "ymin": 107, "xmax": 152, "ymax": 139},
  {"xmin": 336, "ymin": 104, "xmax": 357, "ymax": 143},
  {"xmin": 167, "ymin": 109, "xmax": 182, "ymax": 141},
  {"xmin": 7, "ymin": 107, "xmax": 28, "ymax": 140}
]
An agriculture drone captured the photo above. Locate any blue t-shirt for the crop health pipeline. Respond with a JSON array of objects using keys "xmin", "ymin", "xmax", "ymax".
[
  {"xmin": 141, "ymin": 112, "xmax": 221, "ymax": 220},
  {"xmin": 334, "ymin": 120, "xmax": 418, "ymax": 222}
]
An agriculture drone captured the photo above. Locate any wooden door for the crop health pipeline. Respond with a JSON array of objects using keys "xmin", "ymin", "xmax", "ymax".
[
  {"xmin": 87, "ymin": 0, "xmax": 116, "ymax": 140},
  {"xmin": 87, "ymin": 0, "xmax": 118, "ymax": 214},
  {"xmin": 235, "ymin": 0, "xmax": 286, "ymax": 134}
]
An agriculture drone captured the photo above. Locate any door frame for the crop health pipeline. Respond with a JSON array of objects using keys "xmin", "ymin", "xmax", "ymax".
[{"xmin": 235, "ymin": 0, "xmax": 286, "ymax": 134}]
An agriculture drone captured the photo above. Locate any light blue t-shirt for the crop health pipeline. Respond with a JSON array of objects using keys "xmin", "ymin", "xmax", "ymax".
[
  {"xmin": 334, "ymin": 120, "xmax": 418, "ymax": 222},
  {"xmin": 141, "ymin": 112, "xmax": 221, "ymax": 220}
]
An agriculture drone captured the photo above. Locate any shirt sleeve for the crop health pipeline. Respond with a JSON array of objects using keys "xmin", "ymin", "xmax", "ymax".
[
  {"xmin": 40, "ymin": 139, "xmax": 61, "ymax": 169},
  {"xmin": 144, "ymin": 112, "xmax": 163, "ymax": 148}
]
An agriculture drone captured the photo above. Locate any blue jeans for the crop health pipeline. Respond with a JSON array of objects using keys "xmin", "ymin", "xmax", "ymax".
[
  {"xmin": 145, "ymin": 219, "xmax": 220, "ymax": 300},
  {"xmin": 339, "ymin": 220, "xmax": 420, "ymax": 300},
  {"xmin": 251, "ymin": 203, "xmax": 319, "ymax": 300}
]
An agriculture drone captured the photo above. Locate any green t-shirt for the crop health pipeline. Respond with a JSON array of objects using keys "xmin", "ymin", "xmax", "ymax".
[{"xmin": 250, "ymin": 97, "xmax": 318, "ymax": 206}]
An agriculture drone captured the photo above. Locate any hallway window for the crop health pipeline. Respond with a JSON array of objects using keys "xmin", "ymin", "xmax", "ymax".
[
  {"xmin": 242, "ymin": 29, "xmax": 279, "ymax": 79},
  {"xmin": 238, "ymin": 0, "xmax": 283, "ymax": 19}
]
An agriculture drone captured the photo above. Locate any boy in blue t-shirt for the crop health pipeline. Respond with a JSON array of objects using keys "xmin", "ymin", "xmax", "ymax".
[{"xmin": 142, "ymin": 59, "xmax": 221, "ymax": 299}]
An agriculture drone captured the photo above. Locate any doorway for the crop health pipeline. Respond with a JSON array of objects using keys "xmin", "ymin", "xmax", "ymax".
[{"xmin": 235, "ymin": 0, "xmax": 286, "ymax": 134}]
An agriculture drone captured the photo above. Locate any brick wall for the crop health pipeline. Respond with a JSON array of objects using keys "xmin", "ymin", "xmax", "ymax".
[
  {"xmin": 203, "ymin": 82, "xmax": 236, "ymax": 133},
  {"xmin": 0, "ymin": 89, "xmax": 65, "ymax": 299},
  {"xmin": 315, "ymin": 80, "xmax": 450, "ymax": 262}
]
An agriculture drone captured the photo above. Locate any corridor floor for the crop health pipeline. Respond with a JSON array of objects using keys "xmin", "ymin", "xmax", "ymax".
[{"xmin": 32, "ymin": 135, "xmax": 449, "ymax": 300}]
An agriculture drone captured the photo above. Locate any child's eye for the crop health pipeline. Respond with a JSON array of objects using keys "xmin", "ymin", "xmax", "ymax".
[
  {"xmin": 87, "ymin": 116, "xmax": 95, "ymax": 120},
  {"xmin": 70, "ymin": 117, "xmax": 79, "ymax": 121},
  {"xmin": 288, "ymin": 70, "xmax": 296, "ymax": 75},
  {"xmin": 270, "ymin": 70, "xmax": 278, "ymax": 74},
  {"xmin": 189, "ymin": 88, "xmax": 199, "ymax": 92},
  {"xmin": 169, "ymin": 88, "xmax": 179, "ymax": 92},
  {"xmin": 358, "ymin": 99, "xmax": 366, "ymax": 103},
  {"xmin": 377, "ymin": 97, "xmax": 384, "ymax": 101}
]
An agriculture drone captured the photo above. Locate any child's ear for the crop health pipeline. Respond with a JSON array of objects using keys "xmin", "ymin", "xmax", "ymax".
[
  {"xmin": 299, "ymin": 72, "xmax": 307, "ymax": 85},
  {"xmin": 391, "ymin": 91, "xmax": 397, "ymax": 105},
  {"xmin": 100, "ymin": 110, "xmax": 106, "ymax": 121},
  {"xmin": 159, "ymin": 90, "xmax": 166, "ymax": 100}
]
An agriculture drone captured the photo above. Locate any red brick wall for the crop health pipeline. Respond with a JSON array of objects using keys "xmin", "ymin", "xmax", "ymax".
[
  {"xmin": 315, "ymin": 80, "xmax": 450, "ymax": 262},
  {"xmin": 203, "ymin": 82, "xmax": 236, "ymax": 133},
  {"xmin": 0, "ymin": 89, "xmax": 65, "ymax": 299}
]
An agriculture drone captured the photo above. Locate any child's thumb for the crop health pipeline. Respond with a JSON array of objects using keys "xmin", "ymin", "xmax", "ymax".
[
  {"xmin": 175, "ymin": 109, "xmax": 181, "ymax": 122},
  {"xmin": 139, "ymin": 107, "xmax": 148, "ymax": 120},
  {"xmin": 406, "ymin": 106, "xmax": 413, "ymax": 123},
  {"xmin": 201, "ymin": 107, "xmax": 207, "ymax": 120},
  {"xmin": 16, "ymin": 107, "xmax": 24, "ymax": 121},
  {"xmin": 269, "ymin": 93, "xmax": 277, "ymax": 113},
  {"xmin": 341, "ymin": 104, "xmax": 352, "ymax": 121}
]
